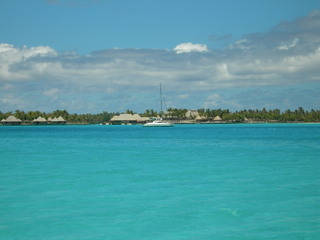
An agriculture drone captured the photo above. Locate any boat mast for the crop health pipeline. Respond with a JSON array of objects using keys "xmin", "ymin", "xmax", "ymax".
[{"xmin": 160, "ymin": 83, "xmax": 163, "ymax": 117}]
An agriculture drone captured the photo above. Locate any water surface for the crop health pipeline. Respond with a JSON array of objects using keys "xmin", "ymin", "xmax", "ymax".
[{"xmin": 1, "ymin": 124, "xmax": 319, "ymax": 240}]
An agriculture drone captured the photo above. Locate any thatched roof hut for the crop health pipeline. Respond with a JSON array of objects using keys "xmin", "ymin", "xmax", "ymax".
[
  {"xmin": 110, "ymin": 114, "xmax": 147, "ymax": 125},
  {"xmin": 132, "ymin": 114, "xmax": 142, "ymax": 121},
  {"xmin": 118, "ymin": 114, "xmax": 136, "ymax": 121},
  {"xmin": 186, "ymin": 110, "xmax": 200, "ymax": 119},
  {"xmin": 51, "ymin": 117, "xmax": 59, "ymax": 122},
  {"xmin": 48, "ymin": 116, "xmax": 66, "ymax": 124},
  {"xmin": 110, "ymin": 114, "xmax": 135, "ymax": 125},
  {"xmin": 32, "ymin": 117, "xmax": 47, "ymax": 124},
  {"xmin": 1, "ymin": 116, "xmax": 22, "ymax": 125},
  {"xmin": 195, "ymin": 115, "xmax": 207, "ymax": 122},
  {"xmin": 132, "ymin": 114, "xmax": 149, "ymax": 123},
  {"xmin": 57, "ymin": 116, "xmax": 66, "ymax": 122},
  {"xmin": 213, "ymin": 116, "xmax": 222, "ymax": 121},
  {"xmin": 110, "ymin": 115, "xmax": 119, "ymax": 121}
]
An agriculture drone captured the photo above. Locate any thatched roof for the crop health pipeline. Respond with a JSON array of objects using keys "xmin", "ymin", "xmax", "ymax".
[
  {"xmin": 111, "ymin": 114, "xmax": 138, "ymax": 121},
  {"xmin": 57, "ymin": 116, "xmax": 66, "ymax": 122},
  {"xmin": 49, "ymin": 116, "xmax": 66, "ymax": 122},
  {"xmin": 186, "ymin": 110, "xmax": 199, "ymax": 118},
  {"xmin": 213, "ymin": 116, "xmax": 222, "ymax": 121},
  {"xmin": 3, "ymin": 116, "xmax": 22, "ymax": 122},
  {"xmin": 195, "ymin": 115, "xmax": 206, "ymax": 120},
  {"xmin": 131, "ymin": 114, "xmax": 149, "ymax": 122},
  {"xmin": 139, "ymin": 117, "xmax": 150, "ymax": 122},
  {"xmin": 110, "ymin": 115, "xmax": 119, "ymax": 121},
  {"xmin": 132, "ymin": 114, "xmax": 142, "ymax": 120},
  {"xmin": 110, "ymin": 114, "xmax": 148, "ymax": 123},
  {"xmin": 33, "ymin": 116, "xmax": 47, "ymax": 122},
  {"xmin": 118, "ymin": 114, "xmax": 135, "ymax": 121}
]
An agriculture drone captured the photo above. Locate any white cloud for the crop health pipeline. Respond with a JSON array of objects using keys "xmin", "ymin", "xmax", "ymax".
[
  {"xmin": 215, "ymin": 63, "xmax": 232, "ymax": 80},
  {"xmin": 1, "ymin": 11, "xmax": 320, "ymax": 112},
  {"xmin": 278, "ymin": 38, "xmax": 299, "ymax": 50},
  {"xmin": 282, "ymin": 47, "xmax": 320, "ymax": 74},
  {"xmin": 0, "ymin": 43, "xmax": 57, "ymax": 61},
  {"xmin": 229, "ymin": 38, "xmax": 251, "ymax": 50},
  {"xmin": 204, "ymin": 93, "xmax": 242, "ymax": 109},
  {"xmin": 0, "ymin": 94, "xmax": 27, "ymax": 110},
  {"xmin": 174, "ymin": 43, "xmax": 208, "ymax": 54},
  {"xmin": 1, "ymin": 98, "xmax": 9, "ymax": 103},
  {"xmin": 43, "ymin": 88, "xmax": 60, "ymax": 96},
  {"xmin": 22, "ymin": 45, "xmax": 57, "ymax": 58},
  {"xmin": 0, "ymin": 43, "xmax": 57, "ymax": 81}
]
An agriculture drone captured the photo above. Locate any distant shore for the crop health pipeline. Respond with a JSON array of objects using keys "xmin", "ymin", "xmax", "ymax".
[
  {"xmin": 2, "ymin": 120, "xmax": 320, "ymax": 126},
  {"xmin": 1, "ymin": 107, "xmax": 320, "ymax": 125}
]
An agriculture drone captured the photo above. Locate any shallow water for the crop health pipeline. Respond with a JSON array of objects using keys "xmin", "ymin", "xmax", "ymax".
[{"xmin": 1, "ymin": 124, "xmax": 319, "ymax": 240}]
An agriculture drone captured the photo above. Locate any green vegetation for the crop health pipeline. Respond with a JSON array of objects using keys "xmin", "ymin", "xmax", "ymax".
[
  {"xmin": 189, "ymin": 107, "xmax": 320, "ymax": 123},
  {"xmin": 0, "ymin": 110, "xmax": 115, "ymax": 125},
  {"xmin": 1, "ymin": 107, "xmax": 320, "ymax": 124}
]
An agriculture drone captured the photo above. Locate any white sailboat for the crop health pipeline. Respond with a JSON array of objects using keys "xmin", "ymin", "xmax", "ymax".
[{"xmin": 144, "ymin": 84, "xmax": 174, "ymax": 127}]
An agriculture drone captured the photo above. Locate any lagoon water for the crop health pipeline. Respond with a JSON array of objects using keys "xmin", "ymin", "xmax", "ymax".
[{"xmin": 0, "ymin": 124, "xmax": 319, "ymax": 240}]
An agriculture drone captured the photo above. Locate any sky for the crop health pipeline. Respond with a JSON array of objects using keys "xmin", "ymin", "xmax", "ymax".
[{"xmin": 1, "ymin": 0, "xmax": 320, "ymax": 114}]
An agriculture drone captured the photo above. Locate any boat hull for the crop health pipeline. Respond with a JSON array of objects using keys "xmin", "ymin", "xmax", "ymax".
[{"xmin": 143, "ymin": 122, "xmax": 174, "ymax": 127}]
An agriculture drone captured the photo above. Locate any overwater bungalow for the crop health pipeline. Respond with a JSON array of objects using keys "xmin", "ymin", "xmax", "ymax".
[
  {"xmin": 110, "ymin": 114, "xmax": 148, "ymax": 125},
  {"xmin": 213, "ymin": 116, "xmax": 223, "ymax": 122},
  {"xmin": 32, "ymin": 116, "xmax": 48, "ymax": 125},
  {"xmin": 1, "ymin": 116, "xmax": 22, "ymax": 125},
  {"xmin": 195, "ymin": 115, "xmax": 207, "ymax": 122},
  {"xmin": 48, "ymin": 116, "xmax": 66, "ymax": 125}
]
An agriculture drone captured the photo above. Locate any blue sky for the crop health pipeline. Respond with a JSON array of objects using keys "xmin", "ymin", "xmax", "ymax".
[
  {"xmin": 1, "ymin": 0, "xmax": 320, "ymax": 113},
  {"xmin": 1, "ymin": 0, "xmax": 318, "ymax": 53}
]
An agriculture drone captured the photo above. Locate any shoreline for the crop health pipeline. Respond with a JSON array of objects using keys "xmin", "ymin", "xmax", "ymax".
[{"xmin": 2, "ymin": 121, "xmax": 320, "ymax": 126}]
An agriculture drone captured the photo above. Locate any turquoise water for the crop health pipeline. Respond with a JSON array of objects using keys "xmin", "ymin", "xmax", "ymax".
[{"xmin": 0, "ymin": 124, "xmax": 319, "ymax": 240}]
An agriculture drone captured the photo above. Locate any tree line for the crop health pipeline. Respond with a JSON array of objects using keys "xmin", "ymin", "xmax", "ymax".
[
  {"xmin": 193, "ymin": 107, "xmax": 320, "ymax": 123},
  {"xmin": 164, "ymin": 107, "xmax": 320, "ymax": 123},
  {"xmin": 1, "ymin": 107, "xmax": 320, "ymax": 124},
  {"xmin": 0, "ymin": 110, "xmax": 114, "ymax": 124}
]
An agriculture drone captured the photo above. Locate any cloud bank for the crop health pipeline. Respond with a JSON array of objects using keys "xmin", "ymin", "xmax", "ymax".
[
  {"xmin": 174, "ymin": 43, "xmax": 208, "ymax": 54},
  {"xmin": 1, "ymin": 11, "xmax": 320, "ymax": 113}
]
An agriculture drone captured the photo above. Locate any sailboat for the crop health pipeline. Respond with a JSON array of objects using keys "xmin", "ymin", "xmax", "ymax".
[{"xmin": 143, "ymin": 84, "xmax": 174, "ymax": 127}]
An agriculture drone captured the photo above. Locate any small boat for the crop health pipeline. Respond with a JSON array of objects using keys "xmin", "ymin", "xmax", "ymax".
[
  {"xmin": 144, "ymin": 118, "xmax": 174, "ymax": 127},
  {"xmin": 143, "ymin": 84, "xmax": 174, "ymax": 127}
]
